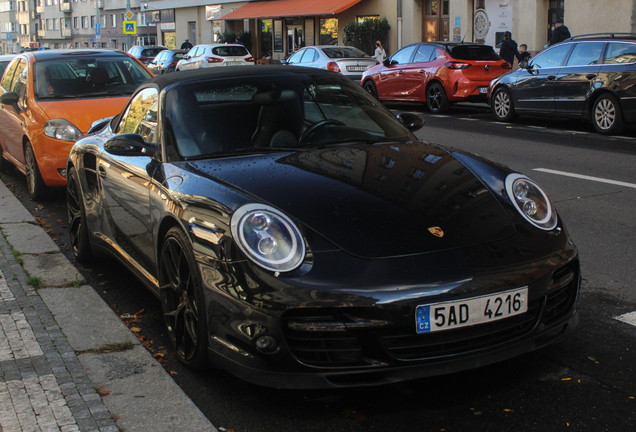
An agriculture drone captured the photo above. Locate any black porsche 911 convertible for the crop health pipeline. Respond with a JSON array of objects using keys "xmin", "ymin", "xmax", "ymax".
[{"xmin": 66, "ymin": 66, "xmax": 580, "ymax": 389}]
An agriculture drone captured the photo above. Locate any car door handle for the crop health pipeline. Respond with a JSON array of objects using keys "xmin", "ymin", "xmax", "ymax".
[
  {"xmin": 98, "ymin": 165, "xmax": 107, "ymax": 178},
  {"xmin": 418, "ymin": 70, "xmax": 426, "ymax": 74},
  {"xmin": 586, "ymin": 74, "xmax": 597, "ymax": 80},
  {"xmin": 547, "ymin": 75, "xmax": 556, "ymax": 81}
]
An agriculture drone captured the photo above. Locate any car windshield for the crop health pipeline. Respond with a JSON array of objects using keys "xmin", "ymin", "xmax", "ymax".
[
  {"xmin": 212, "ymin": 46, "xmax": 249, "ymax": 56},
  {"xmin": 164, "ymin": 73, "xmax": 415, "ymax": 160},
  {"xmin": 34, "ymin": 56, "xmax": 152, "ymax": 99},
  {"xmin": 141, "ymin": 48, "xmax": 164, "ymax": 57},
  {"xmin": 449, "ymin": 45, "xmax": 501, "ymax": 61},
  {"xmin": 322, "ymin": 47, "xmax": 370, "ymax": 59}
]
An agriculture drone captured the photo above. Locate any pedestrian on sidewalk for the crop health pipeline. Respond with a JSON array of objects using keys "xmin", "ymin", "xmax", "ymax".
[
  {"xmin": 550, "ymin": 18, "xmax": 571, "ymax": 45},
  {"xmin": 181, "ymin": 37, "xmax": 193, "ymax": 50},
  {"xmin": 518, "ymin": 43, "xmax": 531, "ymax": 63},
  {"xmin": 499, "ymin": 31, "xmax": 520, "ymax": 67},
  {"xmin": 373, "ymin": 40, "xmax": 386, "ymax": 62}
]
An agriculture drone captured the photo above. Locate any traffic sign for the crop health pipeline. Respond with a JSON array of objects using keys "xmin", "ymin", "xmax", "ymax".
[
  {"xmin": 96, "ymin": 23, "xmax": 101, "ymax": 35},
  {"xmin": 90, "ymin": 35, "xmax": 94, "ymax": 42},
  {"xmin": 123, "ymin": 21, "xmax": 137, "ymax": 35},
  {"xmin": 125, "ymin": 10, "xmax": 134, "ymax": 21},
  {"xmin": 96, "ymin": 35, "xmax": 101, "ymax": 41}
]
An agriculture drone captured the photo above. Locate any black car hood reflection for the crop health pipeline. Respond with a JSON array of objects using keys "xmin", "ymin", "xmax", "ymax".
[{"xmin": 186, "ymin": 141, "xmax": 515, "ymax": 259}]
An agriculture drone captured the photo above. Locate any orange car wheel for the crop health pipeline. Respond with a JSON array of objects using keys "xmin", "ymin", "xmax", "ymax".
[{"xmin": 24, "ymin": 142, "xmax": 50, "ymax": 201}]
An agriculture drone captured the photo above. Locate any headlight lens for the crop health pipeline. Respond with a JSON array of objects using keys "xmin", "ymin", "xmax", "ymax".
[
  {"xmin": 505, "ymin": 173, "xmax": 558, "ymax": 230},
  {"xmin": 43, "ymin": 119, "xmax": 83, "ymax": 142},
  {"xmin": 231, "ymin": 203, "xmax": 305, "ymax": 272}
]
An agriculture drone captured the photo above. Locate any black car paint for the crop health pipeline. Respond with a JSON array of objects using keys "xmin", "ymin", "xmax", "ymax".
[{"xmin": 68, "ymin": 67, "xmax": 580, "ymax": 388}]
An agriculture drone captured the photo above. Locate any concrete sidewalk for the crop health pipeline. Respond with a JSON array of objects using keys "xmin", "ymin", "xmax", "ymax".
[{"xmin": 0, "ymin": 179, "xmax": 217, "ymax": 432}]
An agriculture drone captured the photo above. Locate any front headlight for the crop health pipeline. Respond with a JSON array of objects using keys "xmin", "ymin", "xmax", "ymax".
[
  {"xmin": 231, "ymin": 203, "xmax": 305, "ymax": 272},
  {"xmin": 505, "ymin": 173, "xmax": 558, "ymax": 230},
  {"xmin": 43, "ymin": 119, "xmax": 83, "ymax": 142}
]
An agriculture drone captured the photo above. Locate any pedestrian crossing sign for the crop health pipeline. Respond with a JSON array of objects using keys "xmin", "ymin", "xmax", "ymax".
[{"xmin": 123, "ymin": 21, "xmax": 137, "ymax": 35}]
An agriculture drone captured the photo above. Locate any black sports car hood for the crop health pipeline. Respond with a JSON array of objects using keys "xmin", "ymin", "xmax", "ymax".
[{"xmin": 187, "ymin": 141, "xmax": 515, "ymax": 258}]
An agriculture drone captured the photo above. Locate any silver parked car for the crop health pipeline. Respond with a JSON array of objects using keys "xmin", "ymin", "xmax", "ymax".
[
  {"xmin": 175, "ymin": 44, "xmax": 255, "ymax": 71},
  {"xmin": 284, "ymin": 46, "xmax": 379, "ymax": 81}
]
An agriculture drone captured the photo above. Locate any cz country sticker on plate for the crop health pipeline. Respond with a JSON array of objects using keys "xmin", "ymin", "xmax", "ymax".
[{"xmin": 416, "ymin": 287, "xmax": 528, "ymax": 333}]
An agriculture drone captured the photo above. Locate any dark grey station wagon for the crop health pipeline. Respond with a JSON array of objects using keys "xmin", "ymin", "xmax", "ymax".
[{"xmin": 488, "ymin": 33, "xmax": 636, "ymax": 134}]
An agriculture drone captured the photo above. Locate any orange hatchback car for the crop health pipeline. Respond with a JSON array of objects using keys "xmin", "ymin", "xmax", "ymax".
[
  {"xmin": 0, "ymin": 49, "xmax": 153, "ymax": 199},
  {"xmin": 361, "ymin": 42, "xmax": 510, "ymax": 113}
]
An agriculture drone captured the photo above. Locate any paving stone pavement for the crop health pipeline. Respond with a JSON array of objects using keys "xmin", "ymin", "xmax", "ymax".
[{"xmin": 0, "ymin": 231, "xmax": 118, "ymax": 432}]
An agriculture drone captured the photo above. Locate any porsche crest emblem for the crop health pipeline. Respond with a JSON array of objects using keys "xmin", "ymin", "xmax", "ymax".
[{"xmin": 428, "ymin": 227, "xmax": 444, "ymax": 238}]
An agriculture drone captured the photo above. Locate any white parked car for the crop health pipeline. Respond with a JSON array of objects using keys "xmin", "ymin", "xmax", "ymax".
[
  {"xmin": 175, "ymin": 44, "xmax": 254, "ymax": 71},
  {"xmin": 284, "ymin": 46, "xmax": 379, "ymax": 81}
]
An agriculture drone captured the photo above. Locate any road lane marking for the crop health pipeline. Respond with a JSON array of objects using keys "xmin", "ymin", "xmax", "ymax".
[
  {"xmin": 533, "ymin": 168, "xmax": 636, "ymax": 189},
  {"xmin": 615, "ymin": 312, "xmax": 636, "ymax": 327}
]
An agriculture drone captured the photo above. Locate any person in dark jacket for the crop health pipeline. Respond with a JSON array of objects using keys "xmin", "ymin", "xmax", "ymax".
[
  {"xmin": 499, "ymin": 31, "xmax": 520, "ymax": 66},
  {"xmin": 518, "ymin": 44, "xmax": 531, "ymax": 63},
  {"xmin": 550, "ymin": 18, "xmax": 571, "ymax": 45},
  {"xmin": 180, "ymin": 37, "xmax": 193, "ymax": 50}
]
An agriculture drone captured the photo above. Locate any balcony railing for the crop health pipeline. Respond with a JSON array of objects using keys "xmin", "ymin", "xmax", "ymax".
[
  {"xmin": 36, "ymin": 6, "xmax": 43, "ymax": 14},
  {"xmin": 97, "ymin": 0, "xmax": 104, "ymax": 8},
  {"xmin": 62, "ymin": 29, "xmax": 72, "ymax": 38},
  {"xmin": 37, "ymin": 29, "xmax": 45, "ymax": 37},
  {"xmin": 60, "ymin": 2, "xmax": 71, "ymax": 13}
]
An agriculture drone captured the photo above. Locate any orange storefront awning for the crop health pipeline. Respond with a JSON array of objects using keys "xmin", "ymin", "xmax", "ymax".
[{"xmin": 222, "ymin": 0, "xmax": 363, "ymax": 20}]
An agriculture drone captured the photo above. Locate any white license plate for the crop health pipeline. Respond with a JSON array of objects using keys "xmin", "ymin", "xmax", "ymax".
[
  {"xmin": 416, "ymin": 287, "xmax": 528, "ymax": 333},
  {"xmin": 347, "ymin": 66, "xmax": 367, "ymax": 72},
  {"xmin": 226, "ymin": 61, "xmax": 243, "ymax": 66},
  {"xmin": 479, "ymin": 87, "xmax": 488, "ymax": 94}
]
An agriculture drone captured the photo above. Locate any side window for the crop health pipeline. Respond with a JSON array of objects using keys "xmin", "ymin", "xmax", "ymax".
[
  {"xmin": 604, "ymin": 42, "xmax": 636, "ymax": 64},
  {"xmin": 287, "ymin": 51, "xmax": 303, "ymax": 64},
  {"xmin": 1, "ymin": 58, "xmax": 21, "ymax": 90},
  {"xmin": 390, "ymin": 45, "xmax": 417, "ymax": 65},
  {"xmin": 117, "ymin": 87, "xmax": 159, "ymax": 143},
  {"xmin": 566, "ymin": 42, "xmax": 604, "ymax": 66},
  {"xmin": 530, "ymin": 44, "xmax": 571, "ymax": 69},
  {"xmin": 413, "ymin": 45, "xmax": 436, "ymax": 63},
  {"xmin": 300, "ymin": 49, "xmax": 316, "ymax": 63},
  {"xmin": 11, "ymin": 60, "xmax": 28, "ymax": 106},
  {"xmin": 192, "ymin": 47, "xmax": 203, "ymax": 57}
]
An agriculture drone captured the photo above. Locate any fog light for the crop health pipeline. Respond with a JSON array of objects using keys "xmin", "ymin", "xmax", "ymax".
[
  {"xmin": 58, "ymin": 168, "xmax": 67, "ymax": 178},
  {"xmin": 255, "ymin": 336, "xmax": 277, "ymax": 351}
]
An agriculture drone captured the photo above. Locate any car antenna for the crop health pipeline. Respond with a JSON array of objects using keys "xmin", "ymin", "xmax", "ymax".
[{"xmin": 461, "ymin": 28, "xmax": 469, "ymax": 44}]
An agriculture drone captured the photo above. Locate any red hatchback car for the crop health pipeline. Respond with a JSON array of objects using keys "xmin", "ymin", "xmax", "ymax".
[{"xmin": 361, "ymin": 42, "xmax": 510, "ymax": 113}]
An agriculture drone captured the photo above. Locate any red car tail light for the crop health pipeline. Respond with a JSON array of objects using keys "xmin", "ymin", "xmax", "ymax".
[
  {"xmin": 445, "ymin": 61, "xmax": 471, "ymax": 69},
  {"xmin": 206, "ymin": 56, "xmax": 224, "ymax": 63},
  {"xmin": 245, "ymin": 56, "xmax": 255, "ymax": 62},
  {"xmin": 327, "ymin": 62, "xmax": 341, "ymax": 73},
  {"xmin": 502, "ymin": 63, "xmax": 512, "ymax": 69},
  {"xmin": 169, "ymin": 61, "xmax": 178, "ymax": 66},
  {"xmin": 139, "ymin": 56, "xmax": 149, "ymax": 61}
]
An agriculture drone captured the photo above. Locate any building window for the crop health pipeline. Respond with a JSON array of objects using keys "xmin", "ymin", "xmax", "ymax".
[
  {"xmin": 73, "ymin": 16, "xmax": 79, "ymax": 28},
  {"xmin": 356, "ymin": 15, "xmax": 379, "ymax": 24},
  {"xmin": 110, "ymin": 14, "xmax": 116, "ymax": 27},
  {"xmin": 90, "ymin": 15, "xmax": 96, "ymax": 28},
  {"xmin": 53, "ymin": 18, "xmax": 59, "ymax": 30},
  {"xmin": 82, "ymin": 16, "xmax": 88, "ymax": 29},
  {"xmin": 139, "ymin": 11, "xmax": 146, "ymax": 26},
  {"xmin": 101, "ymin": 15, "xmax": 106, "ymax": 27}
]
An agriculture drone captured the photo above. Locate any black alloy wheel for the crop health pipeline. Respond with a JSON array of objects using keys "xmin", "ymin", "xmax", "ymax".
[
  {"xmin": 159, "ymin": 227, "xmax": 210, "ymax": 370},
  {"xmin": 363, "ymin": 80, "xmax": 379, "ymax": 99},
  {"xmin": 426, "ymin": 82, "xmax": 450, "ymax": 114},
  {"xmin": 0, "ymin": 145, "xmax": 15, "ymax": 172},
  {"xmin": 492, "ymin": 87, "xmax": 518, "ymax": 122},
  {"xmin": 66, "ymin": 167, "xmax": 92, "ymax": 262},
  {"xmin": 592, "ymin": 94, "xmax": 625, "ymax": 135},
  {"xmin": 24, "ymin": 142, "xmax": 49, "ymax": 201}
]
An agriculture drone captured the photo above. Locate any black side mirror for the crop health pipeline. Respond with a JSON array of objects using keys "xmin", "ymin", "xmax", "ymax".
[
  {"xmin": 104, "ymin": 133, "xmax": 156, "ymax": 157},
  {"xmin": 382, "ymin": 59, "xmax": 391, "ymax": 67},
  {"xmin": 396, "ymin": 112, "xmax": 425, "ymax": 132},
  {"xmin": 519, "ymin": 60, "xmax": 529, "ymax": 69},
  {"xmin": 0, "ymin": 92, "xmax": 21, "ymax": 114}
]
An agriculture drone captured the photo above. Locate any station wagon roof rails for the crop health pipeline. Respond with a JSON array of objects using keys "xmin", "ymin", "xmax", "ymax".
[{"xmin": 565, "ymin": 33, "xmax": 636, "ymax": 41}]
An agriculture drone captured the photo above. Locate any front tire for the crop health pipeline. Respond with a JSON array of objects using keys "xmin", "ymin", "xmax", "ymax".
[
  {"xmin": 24, "ymin": 142, "xmax": 49, "ymax": 201},
  {"xmin": 592, "ymin": 94, "xmax": 624, "ymax": 135},
  {"xmin": 66, "ymin": 167, "xmax": 93, "ymax": 262},
  {"xmin": 426, "ymin": 82, "xmax": 450, "ymax": 114},
  {"xmin": 492, "ymin": 87, "xmax": 518, "ymax": 122},
  {"xmin": 159, "ymin": 227, "xmax": 210, "ymax": 370},
  {"xmin": 363, "ymin": 80, "xmax": 379, "ymax": 99}
]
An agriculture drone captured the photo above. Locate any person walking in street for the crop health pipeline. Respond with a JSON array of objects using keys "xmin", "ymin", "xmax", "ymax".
[
  {"xmin": 550, "ymin": 18, "xmax": 571, "ymax": 45},
  {"xmin": 373, "ymin": 40, "xmax": 386, "ymax": 62},
  {"xmin": 181, "ymin": 37, "xmax": 193, "ymax": 50},
  {"xmin": 499, "ymin": 31, "xmax": 520, "ymax": 67}
]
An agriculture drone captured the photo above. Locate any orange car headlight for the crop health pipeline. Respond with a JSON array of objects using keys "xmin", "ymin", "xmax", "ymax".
[{"xmin": 43, "ymin": 119, "xmax": 84, "ymax": 142}]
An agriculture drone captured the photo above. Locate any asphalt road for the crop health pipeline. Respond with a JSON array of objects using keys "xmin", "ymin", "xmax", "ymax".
[{"xmin": 1, "ymin": 104, "xmax": 635, "ymax": 432}]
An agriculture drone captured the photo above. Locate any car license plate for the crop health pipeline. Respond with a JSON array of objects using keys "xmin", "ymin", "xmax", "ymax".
[
  {"xmin": 226, "ymin": 61, "xmax": 243, "ymax": 66},
  {"xmin": 415, "ymin": 287, "xmax": 528, "ymax": 333},
  {"xmin": 479, "ymin": 87, "xmax": 488, "ymax": 94},
  {"xmin": 347, "ymin": 66, "xmax": 367, "ymax": 72}
]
